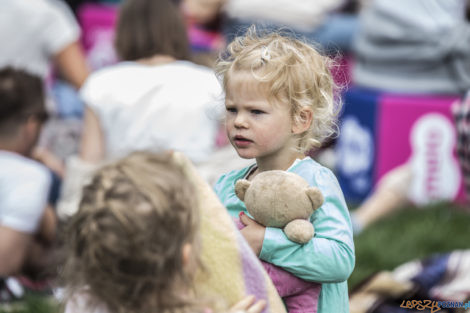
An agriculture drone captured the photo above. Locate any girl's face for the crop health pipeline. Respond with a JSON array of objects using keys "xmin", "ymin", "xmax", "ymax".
[{"xmin": 225, "ymin": 73, "xmax": 299, "ymax": 167}]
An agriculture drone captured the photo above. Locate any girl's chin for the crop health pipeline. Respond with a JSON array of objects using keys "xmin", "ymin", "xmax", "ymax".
[{"xmin": 235, "ymin": 150, "xmax": 257, "ymax": 160}]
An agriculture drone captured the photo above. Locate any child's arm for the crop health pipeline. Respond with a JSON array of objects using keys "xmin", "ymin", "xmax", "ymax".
[
  {"xmin": 259, "ymin": 167, "xmax": 355, "ymax": 283},
  {"xmin": 54, "ymin": 41, "xmax": 90, "ymax": 89},
  {"xmin": 35, "ymin": 205, "xmax": 57, "ymax": 245},
  {"xmin": 32, "ymin": 147, "xmax": 66, "ymax": 178},
  {"xmin": 79, "ymin": 107, "xmax": 105, "ymax": 163},
  {"xmin": 238, "ymin": 212, "xmax": 265, "ymax": 255},
  {"xmin": 0, "ymin": 226, "xmax": 31, "ymax": 275},
  {"xmin": 0, "ymin": 168, "xmax": 52, "ymax": 276}
]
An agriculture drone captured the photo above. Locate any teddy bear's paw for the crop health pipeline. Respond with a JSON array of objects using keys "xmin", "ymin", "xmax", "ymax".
[{"xmin": 283, "ymin": 219, "xmax": 314, "ymax": 244}]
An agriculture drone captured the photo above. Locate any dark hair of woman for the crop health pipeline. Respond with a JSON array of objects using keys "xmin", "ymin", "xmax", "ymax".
[{"xmin": 115, "ymin": 0, "xmax": 192, "ymax": 62}]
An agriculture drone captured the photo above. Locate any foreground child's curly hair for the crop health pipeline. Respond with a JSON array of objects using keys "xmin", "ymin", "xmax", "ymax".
[
  {"xmin": 62, "ymin": 151, "xmax": 200, "ymax": 313},
  {"xmin": 216, "ymin": 28, "xmax": 342, "ymax": 152}
]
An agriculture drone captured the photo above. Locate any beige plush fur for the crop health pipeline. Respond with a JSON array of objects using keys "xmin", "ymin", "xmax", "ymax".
[
  {"xmin": 235, "ymin": 170, "xmax": 324, "ymax": 244},
  {"xmin": 173, "ymin": 153, "xmax": 287, "ymax": 313}
]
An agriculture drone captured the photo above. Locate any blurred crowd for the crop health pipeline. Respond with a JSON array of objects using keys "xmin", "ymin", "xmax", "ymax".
[{"xmin": 1, "ymin": 0, "xmax": 470, "ymax": 312}]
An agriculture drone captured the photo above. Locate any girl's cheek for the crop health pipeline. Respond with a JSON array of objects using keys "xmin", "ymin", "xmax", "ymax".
[{"xmin": 225, "ymin": 118, "xmax": 234, "ymax": 132}]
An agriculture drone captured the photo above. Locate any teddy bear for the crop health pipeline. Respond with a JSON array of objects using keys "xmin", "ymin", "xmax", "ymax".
[
  {"xmin": 234, "ymin": 170, "xmax": 324, "ymax": 313},
  {"xmin": 235, "ymin": 170, "xmax": 324, "ymax": 244}
]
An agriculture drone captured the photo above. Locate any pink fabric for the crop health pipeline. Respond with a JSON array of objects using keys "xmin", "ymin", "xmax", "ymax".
[
  {"xmin": 330, "ymin": 56, "xmax": 353, "ymax": 90},
  {"xmin": 235, "ymin": 219, "xmax": 321, "ymax": 313}
]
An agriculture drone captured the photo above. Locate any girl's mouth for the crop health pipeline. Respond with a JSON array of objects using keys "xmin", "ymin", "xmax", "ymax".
[{"xmin": 233, "ymin": 136, "xmax": 253, "ymax": 147}]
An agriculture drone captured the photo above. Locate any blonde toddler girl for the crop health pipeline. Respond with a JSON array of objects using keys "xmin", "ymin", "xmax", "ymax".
[{"xmin": 214, "ymin": 29, "xmax": 355, "ymax": 313}]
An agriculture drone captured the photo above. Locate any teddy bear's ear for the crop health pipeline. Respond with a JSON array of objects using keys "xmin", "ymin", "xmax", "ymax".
[
  {"xmin": 235, "ymin": 179, "xmax": 251, "ymax": 201},
  {"xmin": 305, "ymin": 187, "xmax": 324, "ymax": 210}
]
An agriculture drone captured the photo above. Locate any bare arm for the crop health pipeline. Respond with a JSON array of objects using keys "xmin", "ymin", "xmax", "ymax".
[
  {"xmin": 0, "ymin": 226, "xmax": 31, "ymax": 276},
  {"xmin": 35, "ymin": 206, "xmax": 57, "ymax": 245},
  {"xmin": 80, "ymin": 107, "xmax": 105, "ymax": 163},
  {"xmin": 54, "ymin": 41, "xmax": 90, "ymax": 89},
  {"xmin": 32, "ymin": 147, "xmax": 66, "ymax": 178},
  {"xmin": 0, "ymin": 204, "xmax": 58, "ymax": 276}
]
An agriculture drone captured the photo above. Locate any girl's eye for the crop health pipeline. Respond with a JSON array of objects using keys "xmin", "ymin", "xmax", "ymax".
[
  {"xmin": 251, "ymin": 109, "xmax": 264, "ymax": 115},
  {"xmin": 226, "ymin": 107, "xmax": 237, "ymax": 113}
]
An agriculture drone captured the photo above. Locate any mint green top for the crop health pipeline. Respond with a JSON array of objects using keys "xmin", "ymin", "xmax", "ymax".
[{"xmin": 214, "ymin": 157, "xmax": 355, "ymax": 313}]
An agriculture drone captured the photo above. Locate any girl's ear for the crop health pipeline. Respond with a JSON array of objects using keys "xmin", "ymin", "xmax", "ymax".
[
  {"xmin": 235, "ymin": 179, "xmax": 251, "ymax": 201},
  {"xmin": 292, "ymin": 107, "xmax": 313, "ymax": 134}
]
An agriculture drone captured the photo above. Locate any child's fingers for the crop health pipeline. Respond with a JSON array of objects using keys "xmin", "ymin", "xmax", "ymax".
[
  {"xmin": 230, "ymin": 295, "xmax": 255, "ymax": 311},
  {"xmin": 246, "ymin": 299, "xmax": 266, "ymax": 313},
  {"xmin": 239, "ymin": 212, "xmax": 256, "ymax": 226},
  {"xmin": 230, "ymin": 296, "xmax": 266, "ymax": 313}
]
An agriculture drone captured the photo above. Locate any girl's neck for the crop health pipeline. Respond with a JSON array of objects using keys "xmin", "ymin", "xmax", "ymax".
[
  {"xmin": 137, "ymin": 54, "xmax": 176, "ymax": 66},
  {"xmin": 249, "ymin": 152, "xmax": 305, "ymax": 180}
]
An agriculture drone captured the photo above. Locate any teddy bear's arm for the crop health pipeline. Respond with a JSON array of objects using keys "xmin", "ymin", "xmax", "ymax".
[{"xmin": 283, "ymin": 219, "xmax": 314, "ymax": 244}]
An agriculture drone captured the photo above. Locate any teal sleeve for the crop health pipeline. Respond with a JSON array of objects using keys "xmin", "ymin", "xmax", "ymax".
[
  {"xmin": 259, "ymin": 163, "xmax": 355, "ymax": 283},
  {"xmin": 213, "ymin": 173, "xmax": 226, "ymax": 196},
  {"xmin": 213, "ymin": 168, "xmax": 249, "ymax": 218}
]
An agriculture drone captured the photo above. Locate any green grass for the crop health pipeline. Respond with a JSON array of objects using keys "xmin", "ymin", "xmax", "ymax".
[
  {"xmin": 0, "ymin": 294, "xmax": 59, "ymax": 313},
  {"xmin": 349, "ymin": 202, "xmax": 470, "ymax": 290}
]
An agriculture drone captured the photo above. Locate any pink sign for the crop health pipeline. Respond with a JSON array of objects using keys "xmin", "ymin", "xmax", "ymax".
[
  {"xmin": 77, "ymin": 3, "xmax": 118, "ymax": 70},
  {"xmin": 376, "ymin": 94, "xmax": 464, "ymax": 204}
]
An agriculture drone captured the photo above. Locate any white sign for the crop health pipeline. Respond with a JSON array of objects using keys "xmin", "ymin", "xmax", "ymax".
[{"xmin": 408, "ymin": 113, "xmax": 461, "ymax": 205}]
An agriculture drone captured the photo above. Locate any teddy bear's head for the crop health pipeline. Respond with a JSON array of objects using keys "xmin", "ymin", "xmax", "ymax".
[{"xmin": 235, "ymin": 170, "xmax": 323, "ymax": 230}]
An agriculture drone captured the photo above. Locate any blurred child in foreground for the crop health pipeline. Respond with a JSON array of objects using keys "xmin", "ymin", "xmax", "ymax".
[{"xmin": 61, "ymin": 151, "xmax": 266, "ymax": 313}]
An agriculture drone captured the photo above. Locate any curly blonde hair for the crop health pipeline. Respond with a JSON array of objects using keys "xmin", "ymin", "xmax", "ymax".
[
  {"xmin": 216, "ymin": 28, "xmax": 342, "ymax": 153},
  {"xmin": 62, "ymin": 151, "xmax": 201, "ymax": 313}
]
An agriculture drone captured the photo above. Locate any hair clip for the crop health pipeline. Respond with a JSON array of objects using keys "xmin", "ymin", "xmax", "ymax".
[{"xmin": 261, "ymin": 46, "xmax": 271, "ymax": 62}]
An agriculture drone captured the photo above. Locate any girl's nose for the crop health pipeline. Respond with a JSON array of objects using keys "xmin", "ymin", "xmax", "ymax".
[{"xmin": 234, "ymin": 113, "xmax": 248, "ymax": 128}]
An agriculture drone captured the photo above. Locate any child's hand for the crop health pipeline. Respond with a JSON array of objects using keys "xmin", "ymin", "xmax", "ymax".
[
  {"xmin": 32, "ymin": 146, "xmax": 65, "ymax": 178},
  {"xmin": 239, "ymin": 212, "xmax": 265, "ymax": 256},
  {"xmin": 230, "ymin": 295, "xmax": 267, "ymax": 313}
]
